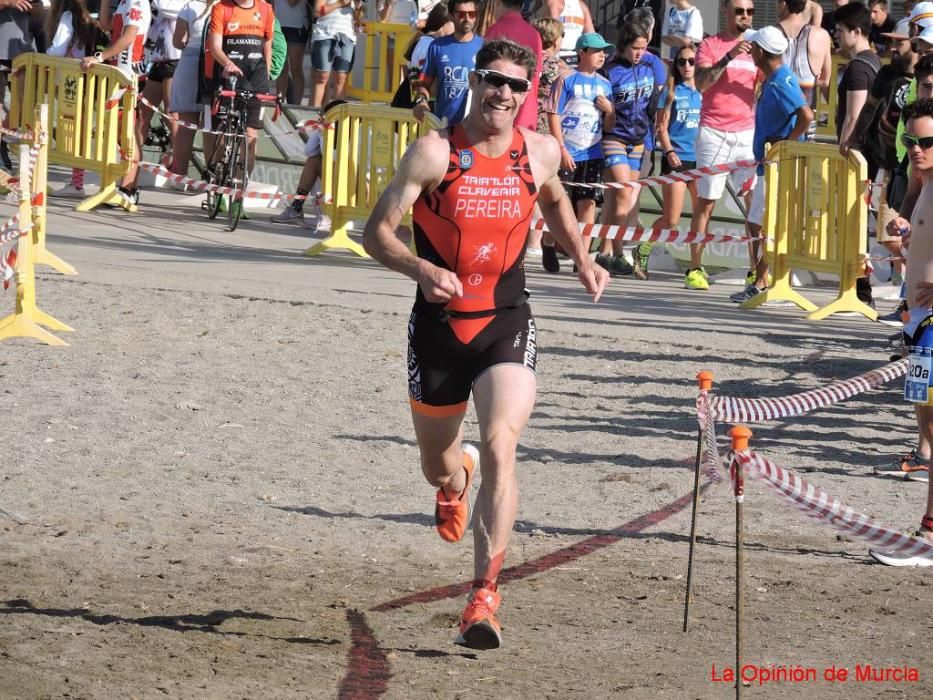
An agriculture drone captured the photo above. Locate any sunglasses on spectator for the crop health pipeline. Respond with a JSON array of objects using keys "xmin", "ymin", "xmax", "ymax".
[
  {"xmin": 474, "ymin": 69, "xmax": 531, "ymax": 93},
  {"xmin": 454, "ymin": 10, "xmax": 476, "ymax": 18},
  {"xmin": 734, "ymin": 7, "xmax": 754, "ymax": 16},
  {"xmin": 901, "ymin": 133, "xmax": 933, "ymax": 150},
  {"xmin": 676, "ymin": 57, "xmax": 695, "ymax": 66}
]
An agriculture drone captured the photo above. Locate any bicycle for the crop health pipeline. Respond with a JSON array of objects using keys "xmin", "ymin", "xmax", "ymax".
[{"xmin": 204, "ymin": 77, "xmax": 279, "ymax": 231}]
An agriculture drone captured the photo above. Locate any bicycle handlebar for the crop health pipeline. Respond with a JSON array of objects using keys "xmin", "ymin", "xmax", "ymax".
[{"xmin": 217, "ymin": 89, "xmax": 279, "ymax": 104}]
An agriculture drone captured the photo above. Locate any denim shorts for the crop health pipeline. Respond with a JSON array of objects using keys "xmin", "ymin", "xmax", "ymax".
[{"xmin": 311, "ymin": 36, "xmax": 355, "ymax": 73}]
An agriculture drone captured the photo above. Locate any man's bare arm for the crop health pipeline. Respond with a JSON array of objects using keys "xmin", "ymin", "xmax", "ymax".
[
  {"xmin": 695, "ymin": 41, "xmax": 750, "ymax": 93},
  {"xmin": 839, "ymin": 88, "xmax": 868, "ymax": 147},
  {"xmin": 362, "ymin": 135, "xmax": 461, "ymax": 302}
]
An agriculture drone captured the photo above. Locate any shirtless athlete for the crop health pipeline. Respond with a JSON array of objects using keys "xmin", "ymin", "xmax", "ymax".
[{"xmin": 871, "ymin": 97, "xmax": 933, "ymax": 567}]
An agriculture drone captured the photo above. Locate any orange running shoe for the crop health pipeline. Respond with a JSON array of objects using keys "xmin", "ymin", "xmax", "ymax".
[
  {"xmin": 434, "ymin": 444, "xmax": 478, "ymax": 543},
  {"xmin": 455, "ymin": 586, "xmax": 502, "ymax": 650}
]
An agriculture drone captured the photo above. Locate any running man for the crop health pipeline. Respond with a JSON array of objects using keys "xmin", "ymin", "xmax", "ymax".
[
  {"xmin": 871, "ymin": 97, "xmax": 933, "ymax": 567},
  {"xmin": 362, "ymin": 39, "xmax": 609, "ymax": 648}
]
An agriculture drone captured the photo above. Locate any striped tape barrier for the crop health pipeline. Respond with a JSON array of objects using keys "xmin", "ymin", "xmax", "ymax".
[
  {"xmin": 735, "ymin": 449, "xmax": 933, "ymax": 561},
  {"xmin": 137, "ymin": 95, "xmax": 330, "ymax": 139},
  {"xmin": 708, "ymin": 359, "xmax": 908, "ymax": 424},
  {"xmin": 133, "ymin": 158, "xmax": 328, "ymax": 205},
  {"xmin": 560, "ymin": 159, "xmax": 758, "ymax": 191},
  {"xmin": 532, "ymin": 219, "xmax": 765, "ymax": 244},
  {"xmin": 0, "ymin": 125, "xmax": 33, "ymax": 142}
]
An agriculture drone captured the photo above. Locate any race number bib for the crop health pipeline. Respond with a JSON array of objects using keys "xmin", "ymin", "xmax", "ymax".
[{"xmin": 905, "ymin": 347, "xmax": 932, "ymax": 403}]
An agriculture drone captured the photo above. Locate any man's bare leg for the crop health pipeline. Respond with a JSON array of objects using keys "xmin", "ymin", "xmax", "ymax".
[
  {"xmin": 411, "ymin": 410, "xmax": 468, "ymax": 497},
  {"xmin": 471, "ymin": 364, "xmax": 536, "ymax": 582}
]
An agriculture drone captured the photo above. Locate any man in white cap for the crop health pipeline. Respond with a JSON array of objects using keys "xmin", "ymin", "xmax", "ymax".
[{"xmin": 730, "ymin": 25, "xmax": 813, "ymax": 303}]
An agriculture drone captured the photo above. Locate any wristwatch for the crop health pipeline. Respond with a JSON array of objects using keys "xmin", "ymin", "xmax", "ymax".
[
  {"xmin": 413, "ymin": 95, "xmax": 427, "ymax": 106},
  {"xmin": 94, "ymin": 51, "xmax": 104, "ymax": 62}
]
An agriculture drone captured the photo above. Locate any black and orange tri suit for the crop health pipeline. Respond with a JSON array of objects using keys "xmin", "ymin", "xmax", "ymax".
[
  {"xmin": 206, "ymin": 0, "xmax": 274, "ymax": 128},
  {"xmin": 408, "ymin": 125, "xmax": 540, "ymax": 416}
]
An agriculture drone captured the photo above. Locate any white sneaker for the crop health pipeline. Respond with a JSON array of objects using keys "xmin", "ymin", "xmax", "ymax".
[
  {"xmin": 53, "ymin": 183, "xmax": 86, "ymax": 199},
  {"xmin": 868, "ymin": 547, "xmax": 933, "ymax": 567},
  {"xmin": 315, "ymin": 214, "xmax": 332, "ymax": 233},
  {"xmin": 271, "ymin": 207, "xmax": 306, "ymax": 225}
]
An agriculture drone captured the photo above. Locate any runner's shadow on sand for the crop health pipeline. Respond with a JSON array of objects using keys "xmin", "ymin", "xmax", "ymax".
[
  {"xmin": 0, "ymin": 600, "xmax": 338, "ymax": 644},
  {"xmin": 391, "ymin": 647, "xmax": 478, "ymax": 660}
]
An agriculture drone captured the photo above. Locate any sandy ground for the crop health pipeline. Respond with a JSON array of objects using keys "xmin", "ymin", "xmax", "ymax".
[{"xmin": 0, "ymin": 186, "xmax": 931, "ymax": 699}]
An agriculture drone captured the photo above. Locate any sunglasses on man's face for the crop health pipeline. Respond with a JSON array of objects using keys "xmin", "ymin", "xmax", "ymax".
[
  {"xmin": 454, "ymin": 10, "xmax": 476, "ymax": 19},
  {"xmin": 676, "ymin": 57, "xmax": 695, "ymax": 66},
  {"xmin": 734, "ymin": 7, "xmax": 754, "ymax": 16},
  {"xmin": 474, "ymin": 69, "xmax": 531, "ymax": 93},
  {"xmin": 902, "ymin": 133, "xmax": 933, "ymax": 150}
]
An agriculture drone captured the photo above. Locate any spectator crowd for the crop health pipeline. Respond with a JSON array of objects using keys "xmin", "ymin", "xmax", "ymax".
[{"xmin": 0, "ymin": 0, "xmax": 928, "ymax": 303}]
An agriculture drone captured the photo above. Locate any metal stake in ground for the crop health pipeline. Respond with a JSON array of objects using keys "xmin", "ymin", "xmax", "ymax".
[
  {"xmin": 730, "ymin": 425, "xmax": 752, "ymax": 700},
  {"xmin": 683, "ymin": 370, "xmax": 713, "ymax": 632}
]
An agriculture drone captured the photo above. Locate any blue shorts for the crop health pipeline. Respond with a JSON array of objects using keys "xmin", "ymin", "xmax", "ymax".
[
  {"xmin": 311, "ymin": 36, "xmax": 355, "ymax": 73},
  {"xmin": 904, "ymin": 310, "xmax": 933, "ymax": 405},
  {"xmin": 603, "ymin": 139, "xmax": 644, "ymax": 171}
]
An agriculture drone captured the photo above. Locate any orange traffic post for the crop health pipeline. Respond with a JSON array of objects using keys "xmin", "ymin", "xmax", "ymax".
[
  {"xmin": 729, "ymin": 425, "xmax": 752, "ymax": 700},
  {"xmin": 684, "ymin": 370, "xmax": 714, "ymax": 632}
]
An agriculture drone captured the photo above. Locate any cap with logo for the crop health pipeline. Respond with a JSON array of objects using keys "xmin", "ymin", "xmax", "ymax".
[
  {"xmin": 746, "ymin": 25, "xmax": 789, "ymax": 55},
  {"xmin": 575, "ymin": 32, "xmax": 613, "ymax": 51},
  {"xmin": 911, "ymin": 2, "xmax": 933, "ymax": 30}
]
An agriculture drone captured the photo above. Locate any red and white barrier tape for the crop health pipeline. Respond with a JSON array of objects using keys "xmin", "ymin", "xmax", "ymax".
[
  {"xmin": 708, "ymin": 359, "xmax": 907, "ymax": 424},
  {"xmin": 137, "ymin": 95, "xmax": 330, "ymax": 138},
  {"xmin": 134, "ymin": 158, "xmax": 329, "ymax": 204},
  {"xmin": 736, "ymin": 449, "xmax": 933, "ymax": 560},
  {"xmin": 533, "ymin": 219, "xmax": 765, "ymax": 244},
  {"xmin": 561, "ymin": 159, "xmax": 758, "ymax": 191},
  {"xmin": 0, "ymin": 125, "xmax": 33, "ymax": 142}
]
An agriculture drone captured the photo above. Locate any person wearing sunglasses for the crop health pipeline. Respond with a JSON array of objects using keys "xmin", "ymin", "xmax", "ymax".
[
  {"xmin": 645, "ymin": 43, "xmax": 701, "ymax": 281},
  {"xmin": 729, "ymin": 25, "xmax": 813, "ymax": 304},
  {"xmin": 483, "ymin": 0, "xmax": 543, "ymax": 131},
  {"xmin": 363, "ymin": 38, "xmax": 609, "ymax": 650},
  {"xmin": 661, "ymin": 0, "xmax": 703, "ymax": 60},
  {"xmin": 413, "ymin": 0, "xmax": 483, "ymax": 126},
  {"xmin": 683, "ymin": 0, "xmax": 756, "ymax": 291},
  {"xmin": 869, "ymin": 98, "xmax": 933, "ymax": 567}
]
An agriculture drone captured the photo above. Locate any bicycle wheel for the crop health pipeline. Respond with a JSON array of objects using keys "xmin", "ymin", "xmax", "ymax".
[
  {"xmin": 205, "ymin": 138, "xmax": 228, "ymax": 220},
  {"xmin": 227, "ymin": 134, "xmax": 246, "ymax": 232}
]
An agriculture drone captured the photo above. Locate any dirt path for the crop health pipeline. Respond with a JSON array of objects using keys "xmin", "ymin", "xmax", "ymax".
[{"xmin": 0, "ymin": 194, "xmax": 930, "ymax": 698}]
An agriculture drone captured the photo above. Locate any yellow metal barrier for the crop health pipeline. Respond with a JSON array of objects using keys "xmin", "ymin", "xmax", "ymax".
[
  {"xmin": 9, "ymin": 54, "xmax": 138, "ymax": 212},
  {"xmin": 0, "ymin": 105, "xmax": 74, "ymax": 346},
  {"xmin": 347, "ymin": 21, "xmax": 418, "ymax": 104},
  {"xmin": 304, "ymin": 103, "xmax": 442, "ymax": 257},
  {"xmin": 743, "ymin": 140, "xmax": 875, "ymax": 321}
]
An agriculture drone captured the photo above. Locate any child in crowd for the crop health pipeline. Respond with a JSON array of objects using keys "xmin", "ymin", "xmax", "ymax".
[
  {"xmin": 646, "ymin": 42, "xmax": 701, "ymax": 281},
  {"xmin": 47, "ymin": 0, "xmax": 103, "ymax": 198},
  {"xmin": 545, "ymin": 31, "xmax": 613, "ymax": 271},
  {"xmin": 271, "ymin": 99, "xmax": 347, "ymax": 227},
  {"xmin": 529, "ymin": 16, "xmax": 566, "ymax": 270},
  {"xmin": 598, "ymin": 17, "xmax": 660, "ymax": 276}
]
